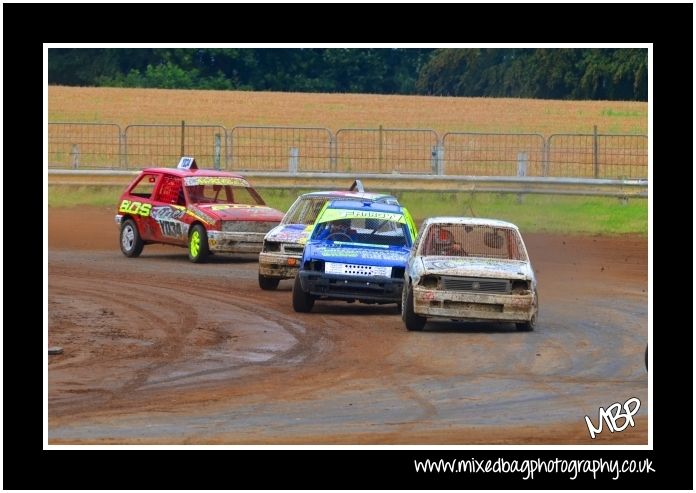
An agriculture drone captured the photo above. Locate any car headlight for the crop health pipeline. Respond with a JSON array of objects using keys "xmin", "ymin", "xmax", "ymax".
[
  {"xmin": 263, "ymin": 241, "xmax": 281, "ymax": 253},
  {"xmin": 303, "ymin": 260, "xmax": 325, "ymax": 272},
  {"xmin": 418, "ymin": 275, "xmax": 439, "ymax": 288},
  {"xmin": 511, "ymin": 280, "xmax": 531, "ymax": 293}
]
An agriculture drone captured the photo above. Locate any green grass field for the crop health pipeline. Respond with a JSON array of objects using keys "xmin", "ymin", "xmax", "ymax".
[{"xmin": 48, "ymin": 185, "xmax": 647, "ymax": 236}]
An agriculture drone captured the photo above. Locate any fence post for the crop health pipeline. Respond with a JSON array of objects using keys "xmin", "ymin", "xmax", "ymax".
[
  {"xmin": 431, "ymin": 144, "xmax": 444, "ymax": 175},
  {"xmin": 329, "ymin": 133, "xmax": 337, "ymax": 172},
  {"xmin": 517, "ymin": 152, "xmax": 528, "ymax": 177},
  {"xmin": 542, "ymin": 138, "xmax": 549, "ymax": 177},
  {"xmin": 378, "ymin": 125, "xmax": 383, "ymax": 173},
  {"xmin": 289, "ymin": 147, "xmax": 299, "ymax": 173},
  {"xmin": 214, "ymin": 133, "xmax": 222, "ymax": 170},
  {"xmin": 180, "ymin": 120, "xmax": 185, "ymax": 157},
  {"xmin": 593, "ymin": 125, "xmax": 599, "ymax": 178},
  {"xmin": 71, "ymin": 144, "xmax": 80, "ymax": 169},
  {"xmin": 118, "ymin": 129, "xmax": 125, "ymax": 169},
  {"xmin": 226, "ymin": 128, "xmax": 232, "ymax": 170}
]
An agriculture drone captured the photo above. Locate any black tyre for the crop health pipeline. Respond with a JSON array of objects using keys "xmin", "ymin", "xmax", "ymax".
[
  {"xmin": 402, "ymin": 283, "xmax": 426, "ymax": 331},
  {"xmin": 515, "ymin": 317, "xmax": 535, "ymax": 332},
  {"xmin": 259, "ymin": 273, "xmax": 280, "ymax": 290},
  {"xmin": 292, "ymin": 274, "xmax": 314, "ymax": 312},
  {"xmin": 188, "ymin": 224, "xmax": 210, "ymax": 263},
  {"xmin": 120, "ymin": 218, "xmax": 144, "ymax": 258}
]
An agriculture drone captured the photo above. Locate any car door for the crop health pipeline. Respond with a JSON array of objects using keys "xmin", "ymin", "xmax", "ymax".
[
  {"xmin": 119, "ymin": 172, "xmax": 161, "ymax": 241},
  {"xmin": 146, "ymin": 173, "xmax": 188, "ymax": 245}
]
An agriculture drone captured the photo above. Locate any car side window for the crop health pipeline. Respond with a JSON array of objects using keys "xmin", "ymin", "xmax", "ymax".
[{"xmin": 130, "ymin": 173, "xmax": 159, "ymax": 199}]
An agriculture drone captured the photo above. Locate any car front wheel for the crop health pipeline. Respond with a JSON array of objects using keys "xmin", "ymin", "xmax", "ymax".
[
  {"xmin": 516, "ymin": 290, "xmax": 538, "ymax": 332},
  {"xmin": 402, "ymin": 283, "xmax": 426, "ymax": 331},
  {"xmin": 259, "ymin": 273, "xmax": 280, "ymax": 290},
  {"xmin": 292, "ymin": 274, "xmax": 314, "ymax": 312},
  {"xmin": 120, "ymin": 218, "xmax": 144, "ymax": 257},
  {"xmin": 188, "ymin": 224, "xmax": 210, "ymax": 263}
]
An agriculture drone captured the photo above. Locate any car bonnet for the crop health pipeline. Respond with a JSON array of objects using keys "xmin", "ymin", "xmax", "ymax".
[
  {"xmin": 264, "ymin": 223, "xmax": 313, "ymax": 244},
  {"xmin": 420, "ymin": 256, "xmax": 532, "ymax": 280},
  {"xmin": 305, "ymin": 242, "xmax": 410, "ymax": 267}
]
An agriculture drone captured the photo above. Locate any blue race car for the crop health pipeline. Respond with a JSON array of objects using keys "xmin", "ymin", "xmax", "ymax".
[
  {"xmin": 292, "ymin": 200, "xmax": 417, "ymax": 313},
  {"xmin": 258, "ymin": 180, "xmax": 399, "ymax": 290}
]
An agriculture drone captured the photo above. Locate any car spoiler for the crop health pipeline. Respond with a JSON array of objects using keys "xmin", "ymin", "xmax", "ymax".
[{"xmin": 349, "ymin": 179, "xmax": 365, "ymax": 193}]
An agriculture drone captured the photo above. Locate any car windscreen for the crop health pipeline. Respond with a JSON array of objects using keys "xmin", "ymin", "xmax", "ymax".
[
  {"xmin": 311, "ymin": 217, "xmax": 409, "ymax": 247},
  {"xmin": 421, "ymin": 224, "xmax": 527, "ymax": 260},
  {"xmin": 282, "ymin": 197, "xmax": 328, "ymax": 225},
  {"xmin": 185, "ymin": 184, "xmax": 263, "ymax": 205}
]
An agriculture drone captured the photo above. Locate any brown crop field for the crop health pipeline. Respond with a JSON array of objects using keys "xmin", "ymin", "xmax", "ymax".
[{"xmin": 48, "ymin": 86, "xmax": 647, "ymax": 135}]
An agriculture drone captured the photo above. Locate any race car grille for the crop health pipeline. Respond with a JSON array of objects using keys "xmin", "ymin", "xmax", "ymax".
[
  {"xmin": 282, "ymin": 244, "xmax": 305, "ymax": 255},
  {"xmin": 325, "ymin": 262, "xmax": 392, "ymax": 277},
  {"xmin": 440, "ymin": 276, "xmax": 511, "ymax": 294},
  {"xmin": 222, "ymin": 221, "xmax": 279, "ymax": 233}
]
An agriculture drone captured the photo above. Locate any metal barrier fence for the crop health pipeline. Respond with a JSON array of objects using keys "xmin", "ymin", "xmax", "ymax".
[
  {"xmin": 48, "ymin": 122, "xmax": 648, "ymax": 179},
  {"xmin": 443, "ymin": 133, "xmax": 546, "ymax": 176},
  {"xmin": 335, "ymin": 128, "xmax": 438, "ymax": 174},
  {"xmin": 124, "ymin": 124, "xmax": 227, "ymax": 169},
  {"xmin": 230, "ymin": 126, "xmax": 333, "ymax": 172},
  {"xmin": 546, "ymin": 133, "xmax": 648, "ymax": 179},
  {"xmin": 48, "ymin": 123, "xmax": 123, "ymax": 169}
]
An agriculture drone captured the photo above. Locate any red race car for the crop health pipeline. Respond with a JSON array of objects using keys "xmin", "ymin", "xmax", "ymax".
[{"xmin": 115, "ymin": 157, "xmax": 284, "ymax": 262}]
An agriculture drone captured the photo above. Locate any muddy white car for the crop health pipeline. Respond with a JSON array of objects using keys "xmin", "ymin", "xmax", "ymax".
[{"xmin": 402, "ymin": 217, "xmax": 538, "ymax": 332}]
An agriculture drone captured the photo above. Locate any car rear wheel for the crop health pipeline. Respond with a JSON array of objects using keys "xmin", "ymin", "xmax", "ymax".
[
  {"xmin": 188, "ymin": 224, "xmax": 209, "ymax": 263},
  {"xmin": 120, "ymin": 219, "xmax": 144, "ymax": 258},
  {"xmin": 292, "ymin": 274, "xmax": 314, "ymax": 312},
  {"xmin": 403, "ymin": 283, "xmax": 426, "ymax": 331},
  {"xmin": 258, "ymin": 273, "xmax": 280, "ymax": 290}
]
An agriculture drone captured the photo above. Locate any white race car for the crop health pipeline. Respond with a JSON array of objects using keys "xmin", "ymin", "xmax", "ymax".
[{"xmin": 402, "ymin": 217, "xmax": 538, "ymax": 332}]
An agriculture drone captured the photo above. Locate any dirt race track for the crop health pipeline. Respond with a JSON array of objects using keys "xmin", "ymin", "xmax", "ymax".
[{"xmin": 48, "ymin": 207, "xmax": 648, "ymax": 445}]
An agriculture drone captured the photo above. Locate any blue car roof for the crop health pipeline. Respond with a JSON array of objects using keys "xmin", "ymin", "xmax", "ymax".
[{"xmin": 325, "ymin": 200, "xmax": 403, "ymax": 214}]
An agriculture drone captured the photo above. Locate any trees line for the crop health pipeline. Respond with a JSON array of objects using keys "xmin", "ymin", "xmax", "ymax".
[{"xmin": 48, "ymin": 48, "xmax": 647, "ymax": 101}]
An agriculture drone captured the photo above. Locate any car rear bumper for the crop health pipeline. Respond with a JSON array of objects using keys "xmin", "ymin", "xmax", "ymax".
[
  {"xmin": 413, "ymin": 286, "xmax": 536, "ymax": 322},
  {"xmin": 207, "ymin": 231, "xmax": 265, "ymax": 253},
  {"xmin": 299, "ymin": 271, "xmax": 403, "ymax": 302},
  {"xmin": 258, "ymin": 252, "xmax": 301, "ymax": 279}
]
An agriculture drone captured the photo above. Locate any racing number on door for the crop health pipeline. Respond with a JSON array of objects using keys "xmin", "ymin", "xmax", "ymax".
[{"xmin": 119, "ymin": 200, "xmax": 152, "ymax": 217}]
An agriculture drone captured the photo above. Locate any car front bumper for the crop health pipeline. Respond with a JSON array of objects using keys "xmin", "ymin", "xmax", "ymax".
[
  {"xmin": 413, "ymin": 286, "xmax": 536, "ymax": 323},
  {"xmin": 207, "ymin": 231, "xmax": 266, "ymax": 254},
  {"xmin": 299, "ymin": 271, "xmax": 403, "ymax": 303},
  {"xmin": 258, "ymin": 252, "xmax": 301, "ymax": 279}
]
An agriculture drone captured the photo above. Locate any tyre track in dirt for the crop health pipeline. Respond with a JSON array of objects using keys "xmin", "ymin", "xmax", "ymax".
[
  {"xmin": 48, "ymin": 207, "xmax": 648, "ymax": 444},
  {"xmin": 49, "ymin": 261, "xmax": 332, "ymax": 419}
]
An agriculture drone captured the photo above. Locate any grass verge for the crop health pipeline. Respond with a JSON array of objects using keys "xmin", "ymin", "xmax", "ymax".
[{"xmin": 49, "ymin": 185, "xmax": 647, "ymax": 236}]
